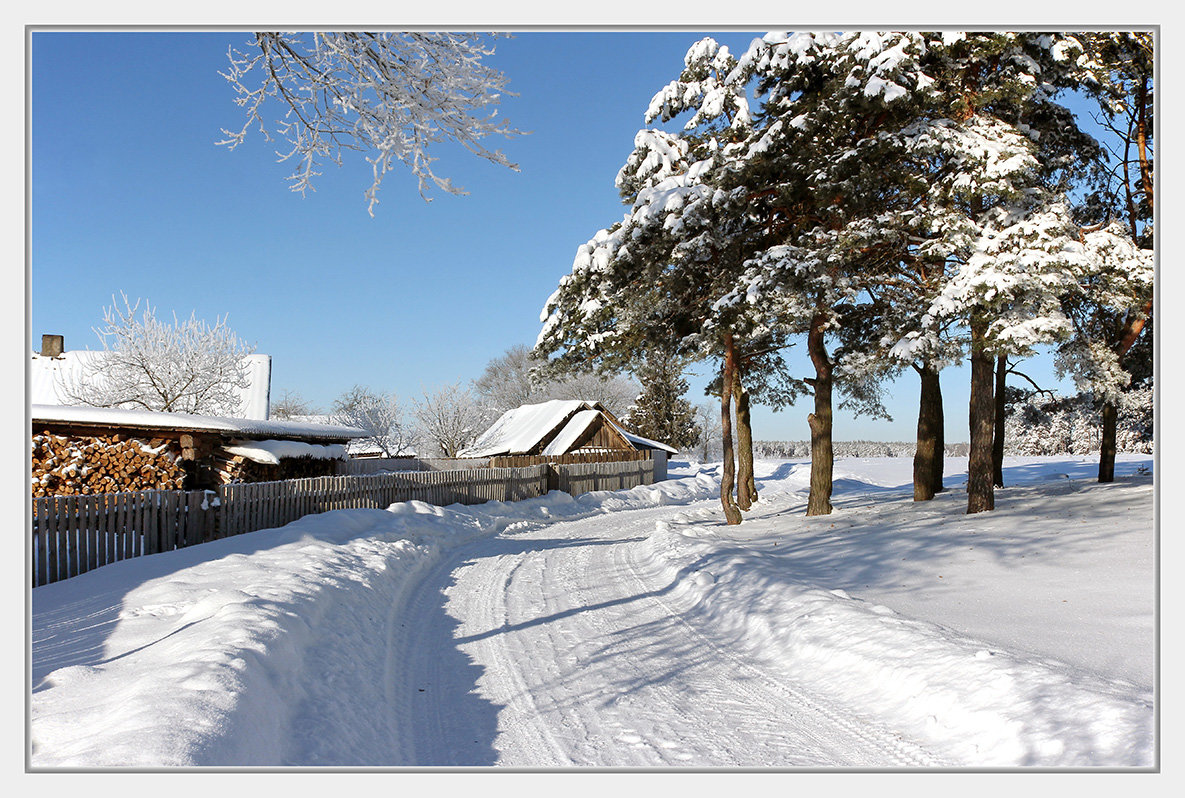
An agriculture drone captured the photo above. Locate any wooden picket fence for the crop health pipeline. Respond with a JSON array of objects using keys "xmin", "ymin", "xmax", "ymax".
[
  {"xmin": 31, "ymin": 490, "xmax": 217, "ymax": 587},
  {"xmin": 30, "ymin": 459, "xmax": 653, "ymax": 588},
  {"xmin": 552, "ymin": 459, "xmax": 656, "ymax": 495},
  {"xmin": 218, "ymin": 465, "xmax": 552, "ymax": 537}
]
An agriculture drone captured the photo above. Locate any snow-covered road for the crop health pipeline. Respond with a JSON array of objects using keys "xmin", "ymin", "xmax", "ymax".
[
  {"xmin": 29, "ymin": 456, "xmax": 1155, "ymax": 769},
  {"xmin": 389, "ymin": 502, "xmax": 946, "ymax": 767}
]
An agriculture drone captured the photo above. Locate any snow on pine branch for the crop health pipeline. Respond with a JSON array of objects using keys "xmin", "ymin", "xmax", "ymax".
[
  {"xmin": 218, "ymin": 32, "xmax": 523, "ymax": 215},
  {"xmin": 645, "ymin": 37, "xmax": 752, "ymax": 132}
]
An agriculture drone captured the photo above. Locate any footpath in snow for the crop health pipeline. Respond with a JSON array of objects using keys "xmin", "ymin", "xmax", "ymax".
[{"xmin": 29, "ymin": 455, "xmax": 1155, "ymax": 769}]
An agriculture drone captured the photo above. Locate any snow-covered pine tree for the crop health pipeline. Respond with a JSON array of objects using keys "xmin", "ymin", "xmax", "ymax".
[
  {"xmin": 539, "ymin": 31, "xmax": 1134, "ymax": 522},
  {"xmin": 861, "ymin": 32, "xmax": 1110, "ymax": 513},
  {"xmin": 721, "ymin": 32, "xmax": 1118, "ymax": 514},
  {"xmin": 626, "ymin": 350, "xmax": 701, "ymax": 451},
  {"xmin": 700, "ymin": 32, "xmax": 942, "ymax": 515},
  {"xmin": 1056, "ymin": 32, "xmax": 1154, "ymax": 482},
  {"xmin": 536, "ymin": 38, "xmax": 803, "ymax": 524}
]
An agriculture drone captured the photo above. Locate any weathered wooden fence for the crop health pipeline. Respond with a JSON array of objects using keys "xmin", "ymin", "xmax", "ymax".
[
  {"xmin": 31, "ymin": 459, "xmax": 653, "ymax": 588},
  {"xmin": 489, "ymin": 450, "xmax": 650, "ymax": 468},
  {"xmin": 31, "ymin": 490, "xmax": 217, "ymax": 587},
  {"xmin": 219, "ymin": 465, "xmax": 551, "ymax": 536},
  {"xmin": 552, "ymin": 459, "xmax": 656, "ymax": 495}
]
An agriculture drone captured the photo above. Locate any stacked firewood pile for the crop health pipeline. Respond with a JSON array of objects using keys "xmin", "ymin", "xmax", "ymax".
[
  {"xmin": 211, "ymin": 451, "xmax": 340, "ymax": 484},
  {"xmin": 31, "ymin": 431, "xmax": 186, "ymax": 497}
]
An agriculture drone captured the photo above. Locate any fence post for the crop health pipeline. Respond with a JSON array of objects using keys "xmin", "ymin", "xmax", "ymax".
[
  {"xmin": 33, "ymin": 498, "xmax": 47, "ymax": 587},
  {"xmin": 45, "ymin": 497, "xmax": 60, "ymax": 584}
]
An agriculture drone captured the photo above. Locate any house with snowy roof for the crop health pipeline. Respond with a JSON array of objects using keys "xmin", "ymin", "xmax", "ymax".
[
  {"xmin": 31, "ymin": 334, "xmax": 273, "ymax": 420},
  {"xmin": 461, "ymin": 399, "xmax": 676, "ymax": 479}
]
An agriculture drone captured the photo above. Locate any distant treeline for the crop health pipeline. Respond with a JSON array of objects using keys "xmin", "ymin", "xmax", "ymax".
[
  {"xmin": 1003, "ymin": 388, "xmax": 1153, "ymax": 456},
  {"xmin": 677, "ymin": 387, "xmax": 1153, "ymax": 462},
  {"xmin": 748, "ymin": 441, "xmax": 970, "ymax": 459},
  {"xmin": 679, "ymin": 440, "xmax": 970, "ymax": 460}
]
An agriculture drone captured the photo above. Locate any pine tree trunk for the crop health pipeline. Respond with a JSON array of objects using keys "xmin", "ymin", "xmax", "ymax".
[
  {"xmin": 993, "ymin": 354, "xmax": 1007, "ymax": 488},
  {"xmin": 967, "ymin": 318, "xmax": 995, "ymax": 514},
  {"xmin": 1096, "ymin": 306, "xmax": 1149, "ymax": 483},
  {"xmin": 719, "ymin": 334, "xmax": 743, "ymax": 525},
  {"xmin": 806, "ymin": 313, "xmax": 834, "ymax": 517},
  {"xmin": 932, "ymin": 373, "xmax": 946, "ymax": 495},
  {"xmin": 913, "ymin": 363, "xmax": 943, "ymax": 501},
  {"xmin": 734, "ymin": 370, "xmax": 757, "ymax": 510},
  {"xmin": 1099, "ymin": 400, "xmax": 1118, "ymax": 483}
]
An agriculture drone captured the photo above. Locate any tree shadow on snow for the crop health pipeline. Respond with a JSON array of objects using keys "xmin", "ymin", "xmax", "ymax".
[{"xmin": 713, "ymin": 475, "xmax": 1153, "ymax": 603}]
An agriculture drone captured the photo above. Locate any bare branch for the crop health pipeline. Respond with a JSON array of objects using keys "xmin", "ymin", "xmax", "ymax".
[{"xmin": 219, "ymin": 32, "xmax": 525, "ymax": 215}]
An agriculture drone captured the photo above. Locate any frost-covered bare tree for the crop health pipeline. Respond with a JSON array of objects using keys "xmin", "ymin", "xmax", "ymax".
[
  {"xmin": 542, "ymin": 372, "xmax": 640, "ymax": 419},
  {"xmin": 59, "ymin": 294, "xmax": 255, "ymax": 416},
  {"xmin": 218, "ymin": 32, "xmax": 523, "ymax": 215},
  {"xmin": 412, "ymin": 382, "xmax": 490, "ymax": 457},
  {"xmin": 269, "ymin": 389, "xmax": 319, "ymax": 420},
  {"xmin": 473, "ymin": 344, "xmax": 538, "ymax": 414},
  {"xmin": 693, "ymin": 403, "xmax": 722, "ymax": 462},
  {"xmin": 473, "ymin": 344, "xmax": 639, "ymax": 418},
  {"xmin": 330, "ymin": 385, "xmax": 416, "ymax": 457}
]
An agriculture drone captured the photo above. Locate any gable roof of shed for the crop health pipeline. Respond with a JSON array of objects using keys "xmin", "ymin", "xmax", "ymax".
[
  {"xmin": 462, "ymin": 399, "xmax": 593, "ymax": 457},
  {"xmin": 541, "ymin": 409, "xmax": 605, "ymax": 456},
  {"xmin": 462, "ymin": 399, "xmax": 678, "ymax": 458}
]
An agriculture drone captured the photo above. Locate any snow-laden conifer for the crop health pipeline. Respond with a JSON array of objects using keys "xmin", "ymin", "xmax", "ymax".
[{"xmin": 539, "ymin": 29, "xmax": 1152, "ymax": 519}]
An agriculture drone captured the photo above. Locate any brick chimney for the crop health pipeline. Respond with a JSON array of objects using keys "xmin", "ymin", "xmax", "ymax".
[{"xmin": 40, "ymin": 334, "xmax": 64, "ymax": 358}]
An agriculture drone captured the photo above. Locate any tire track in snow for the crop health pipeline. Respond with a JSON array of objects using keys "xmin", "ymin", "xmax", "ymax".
[
  {"xmin": 461, "ymin": 551, "xmax": 577, "ymax": 766},
  {"xmin": 387, "ymin": 499, "xmax": 947, "ymax": 767}
]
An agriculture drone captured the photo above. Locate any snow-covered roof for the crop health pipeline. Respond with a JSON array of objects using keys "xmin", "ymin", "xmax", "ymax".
[
  {"xmin": 462, "ymin": 399, "xmax": 674, "ymax": 458},
  {"xmin": 31, "ymin": 404, "xmax": 366, "ymax": 442},
  {"xmin": 30, "ymin": 350, "xmax": 273, "ymax": 420},
  {"xmin": 222, "ymin": 439, "xmax": 349, "ymax": 465},
  {"xmin": 616, "ymin": 428, "xmax": 679, "ymax": 455},
  {"xmin": 542, "ymin": 409, "xmax": 603, "ymax": 456},
  {"xmin": 462, "ymin": 400, "xmax": 598, "ymax": 457}
]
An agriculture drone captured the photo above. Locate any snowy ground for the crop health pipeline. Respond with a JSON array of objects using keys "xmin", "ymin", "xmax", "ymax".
[{"xmin": 28, "ymin": 455, "xmax": 1156, "ymax": 771}]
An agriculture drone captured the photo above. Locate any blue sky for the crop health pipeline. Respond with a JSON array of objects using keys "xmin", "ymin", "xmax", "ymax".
[{"xmin": 30, "ymin": 29, "xmax": 1087, "ymax": 443}]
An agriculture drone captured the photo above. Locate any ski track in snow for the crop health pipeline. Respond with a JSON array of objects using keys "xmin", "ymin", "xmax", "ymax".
[{"xmin": 387, "ymin": 502, "xmax": 947, "ymax": 767}]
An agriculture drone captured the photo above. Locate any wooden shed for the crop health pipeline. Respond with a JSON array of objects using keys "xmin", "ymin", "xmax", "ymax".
[
  {"xmin": 461, "ymin": 399, "xmax": 676, "ymax": 478},
  {"xmin": 31, "ymin": 404, "xmax": 365, "ymax": 496}
]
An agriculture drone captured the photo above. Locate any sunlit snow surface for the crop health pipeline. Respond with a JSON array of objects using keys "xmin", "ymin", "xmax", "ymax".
[{"xmin": 30, "ymin": 455, "xmax": 1154, "ymax": 768}]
